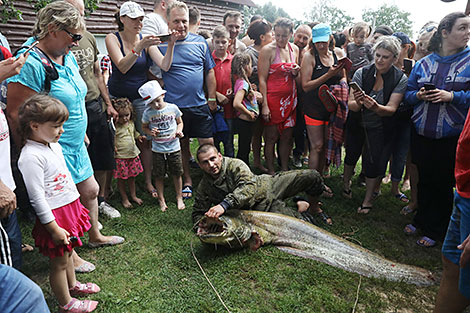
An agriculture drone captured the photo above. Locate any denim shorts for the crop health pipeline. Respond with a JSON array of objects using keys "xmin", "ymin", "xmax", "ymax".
[{"xmin": 442, "ymin": 190, "xmax": 470, "ymax": 298}]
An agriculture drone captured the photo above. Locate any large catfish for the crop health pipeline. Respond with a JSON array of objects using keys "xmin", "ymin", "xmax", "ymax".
[{"xmin": 196, "ymin": 210, "xmax": 436, "ymax": 286}]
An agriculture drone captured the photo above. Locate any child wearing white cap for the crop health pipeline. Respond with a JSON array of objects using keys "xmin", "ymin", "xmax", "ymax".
[{"xmin": 140, "ymin": 81, "xmax": 185, "ymax": 211}]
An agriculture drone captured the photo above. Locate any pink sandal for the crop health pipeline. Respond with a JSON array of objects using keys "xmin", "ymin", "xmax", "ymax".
[
  {"xmin": 69, "ymin": 281, "xmax": 101, "ymax": 297},
  {"xmin": 60, "ymin": 298, "xmax": 98, "ymax": 313}
]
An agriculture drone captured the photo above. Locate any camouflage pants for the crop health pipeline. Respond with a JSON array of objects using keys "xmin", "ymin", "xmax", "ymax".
[{"xmin": 253, "ymin": 169, "xmax": 324, "ymax": 218}]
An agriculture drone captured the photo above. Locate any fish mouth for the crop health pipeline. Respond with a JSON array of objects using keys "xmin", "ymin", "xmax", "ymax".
[
  {"xmin": 196, "ymin": 217, "xmax": 228, "ymax": 237},
  {"xmin": 196, "ymin": 215, "xmax": 252, "ymax": 247}
]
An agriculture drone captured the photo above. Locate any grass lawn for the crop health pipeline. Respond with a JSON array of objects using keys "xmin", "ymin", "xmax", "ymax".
[{"xmin": 19, "ymin": 139, "xmax": 455, "ymax": 313}]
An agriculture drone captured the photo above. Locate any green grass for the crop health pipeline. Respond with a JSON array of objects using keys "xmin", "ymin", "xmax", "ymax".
[{"xmin": 20, "ymin": 141, "xmax": 449, "ymax": 313}]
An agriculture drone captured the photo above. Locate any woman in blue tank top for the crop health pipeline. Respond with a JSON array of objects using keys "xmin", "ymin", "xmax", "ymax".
[{"xmin": 105, "ymin": 1, "xmax": 180, "ymax": 197}]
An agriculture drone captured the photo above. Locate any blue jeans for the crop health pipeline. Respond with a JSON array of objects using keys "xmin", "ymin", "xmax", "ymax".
[
  {"xmin": 1, "ymin": 210, "xmax": 22, "ymax": 269},
  {"xmin": 442, "ymin": 191, "xmax": 470, "ymax": 298},
  {"xmin": 0, "ymin": 264, "xmax": 50, "ymax": 312}
]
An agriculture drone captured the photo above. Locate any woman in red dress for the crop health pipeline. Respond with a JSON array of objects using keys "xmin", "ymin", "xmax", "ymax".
[{"xmin": 258, "ymin": 18, "xmax": 299, "ymax": 174}]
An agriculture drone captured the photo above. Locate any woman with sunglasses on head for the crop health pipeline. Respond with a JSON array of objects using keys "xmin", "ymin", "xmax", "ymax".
[
  {"xmin": 106, "ymin": 1, "xmax": 181, "ymax": 199},
  {"xmin": 6, "ymin": 1, "xmax": 125, "ymax": 277},
  {"xmin": 405, "ymin": 12, "xmax": 470, "ymax": 248}
]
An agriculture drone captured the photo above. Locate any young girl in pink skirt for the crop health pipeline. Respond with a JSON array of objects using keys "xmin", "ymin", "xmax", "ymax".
[
  {"xmin": 18, "ymin": 95, "xmax": 100, "ymax": 313},
  {"xmin": 112, "ymin": 98, "xmax": 145, "ymax": 209}
]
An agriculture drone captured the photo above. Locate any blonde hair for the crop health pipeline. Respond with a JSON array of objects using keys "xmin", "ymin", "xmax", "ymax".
[
  {"xmin": 18, "ymin": 94, "xmax": 69, "ymax": 146},
  {"xmin": 33, "ymin": 1, "xmax": 85, "ymax": 40}
]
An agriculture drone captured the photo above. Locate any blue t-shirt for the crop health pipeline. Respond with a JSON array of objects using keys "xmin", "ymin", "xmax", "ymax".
[
  {"xmin": 8, "ymin": 39, "xmax": 91, "ymax": 184},
  {"xmin": 142, "ymin": 102, "xmax": 182, "ymax": 153},
  {"xmin": 158, "ymin": 33, "xmax": 215, "ymax": 109}
]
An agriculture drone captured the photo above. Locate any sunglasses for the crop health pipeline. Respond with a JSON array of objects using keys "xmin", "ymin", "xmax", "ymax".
[{"xmin": 63, "ymin": 29, "xmax": 82, "ymax": 42}]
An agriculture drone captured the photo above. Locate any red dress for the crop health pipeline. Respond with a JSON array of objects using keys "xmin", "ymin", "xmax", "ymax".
[{"xmin": 265, "ymin": 43, "xmax": 297, "ymax": 132}]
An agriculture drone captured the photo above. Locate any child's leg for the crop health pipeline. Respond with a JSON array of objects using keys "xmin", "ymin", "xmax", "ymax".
[
  {"xmin": 117, "ymin": 178, "xmax": 132, "ymax": 209},
  {"xmin": 128, "ymin": 177, "xmax": 143, "ymax": 205},
  {"xmin": 50, "ymin": 251, "xmax": 73, "ymax": 306},
  {"xmin": 173, "ymin": 175, "xmax": 185, "ymax": 210},
  {"xmin": 154, "ymin": 177, "xmax": 167, "ymax": 211}
]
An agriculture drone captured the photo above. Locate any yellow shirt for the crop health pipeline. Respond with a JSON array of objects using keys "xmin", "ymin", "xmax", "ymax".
[{"xmin": 114, "ymin": 121, "xmax": 141, "ymax": 159}]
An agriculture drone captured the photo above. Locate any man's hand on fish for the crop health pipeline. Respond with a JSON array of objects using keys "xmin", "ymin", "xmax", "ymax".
[{"xmin": 205, "ymin": 204, "xmax": 225, "ymax": 219}]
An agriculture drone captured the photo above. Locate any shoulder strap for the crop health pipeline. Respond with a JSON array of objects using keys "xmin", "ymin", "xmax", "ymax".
[
  {"xmin": 115, "ymin": 32, "xmax": 125, "ymax": 55},
  {"xmin": 32, "ymin": 47, "xmax": 59, "ymax": 94}
]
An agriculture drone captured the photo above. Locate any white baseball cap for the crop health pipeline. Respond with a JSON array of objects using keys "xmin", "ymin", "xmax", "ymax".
[
  {"xmin": 120, "ymin": 1, "xmax": 145, "ymax": 19},
  {"xmin": 138, "ymin": 80, "xmax": 166, "ymax": 105}
]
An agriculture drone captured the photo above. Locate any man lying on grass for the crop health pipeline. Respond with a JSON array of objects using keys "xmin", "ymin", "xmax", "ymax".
[{"xmin": 191, "ymin": 143, "xmax": 333, "ymax": 228}]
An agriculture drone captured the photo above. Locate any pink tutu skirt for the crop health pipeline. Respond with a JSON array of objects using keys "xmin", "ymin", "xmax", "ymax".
[
  {"xmin": 32, "ymin": 198, "xmax": 91, "ymax": 258},
  {"xmin": 113, "ymin": 156, "xmax": 143, "ymax": 179}
]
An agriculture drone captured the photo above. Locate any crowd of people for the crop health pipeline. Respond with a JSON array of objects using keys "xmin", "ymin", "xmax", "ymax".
[{"xmin": 0, "ymin": 0, "xmax": 470, "ymax": 312}]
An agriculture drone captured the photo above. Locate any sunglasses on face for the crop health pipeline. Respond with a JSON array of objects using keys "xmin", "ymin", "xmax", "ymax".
[{"xmin": 63, "ymin": 29, "xmax": 82, "ymax": 42}]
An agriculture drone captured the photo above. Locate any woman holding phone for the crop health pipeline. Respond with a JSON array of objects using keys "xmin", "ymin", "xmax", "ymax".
[
  {"xmin": 342, "ymin": 36, "xmax": 407, "ymax": 214},
  {"xmin": 404, "ymin": 12, "xmax": 470, "ymax": 247},
  {"xmin": 300, "ymin": 23, "xmax": 346, "ymax": 199},
  {"xmin": 105, "ymin": 1, "xmax": 180, "ymax": 198}
]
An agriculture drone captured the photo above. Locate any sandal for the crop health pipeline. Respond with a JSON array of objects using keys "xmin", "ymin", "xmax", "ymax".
[
  {"xmin": 315, "ymin": 211, "xmax": 333, "ymax": 225},
  {"xmin": 69, "ymin": 281, "xmax": 101, "ymax": 297},
  {"xmin": 394, "ymin": 193, "xmax": 409, "ymax": 203},
  {"xmin": 318, "ymin": 84, "xmax": 338, "ymax": 113},
  {"xmin": 322, "ymin": 185, "xmax": 334, "ymax": 198},
  {"xmin": 59, "ymin": 298, "xmax": 98, "ymax": 313},
  {"xmin": 342, "ymin": 189, "xmax": 352, "ymax": 199},
  {"xmin": 357, "ymin": 205, "xmax": 372, "ymax": 214},
  {"xmin": 400, "ymin": 205, "xmax": 416, "ymax": 215},
  {"xmin": 74, "ymin": 261, "xmax": 96, "ymax": 273},
  {"xmin": 182, "ymin": 185, "xmax": 193, "ymax": 200},
  {"xmin": 417, "ymin": 236, "xmax": 436, "ymax": 248},
  {"xmin": 403, "ymin": 224, "xmax": 417, "ymax": 236}
]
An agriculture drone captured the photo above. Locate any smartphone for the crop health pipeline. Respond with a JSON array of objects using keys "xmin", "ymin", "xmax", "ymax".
[
  {"xmin": 21, "ymin": 41, "xmax": 39, "ymax": 56},
  {"xmin": 349, "ymin": 82, "xmax": 362, "ymax": 92},
  {"xmin": 157, "ymin": 33, "xmax": 171, "ymax": 43},
  {"xmin": 424, "ymin": 83, "xmax": 436, "ymax": 91},
  {"xmin": 403, "ymin": 58, "xmax": 414, "ymax": 74},
  {"xmin": 69, "ymin": 236, "xmax": 79, "ymax": 243},
  {"xmin": 337, "ymin": 57, "xmax": 352, "ymax": 72}
]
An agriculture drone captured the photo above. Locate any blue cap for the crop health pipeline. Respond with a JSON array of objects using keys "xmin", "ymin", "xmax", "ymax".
[
  {"xmin": 312, "ymin": 23, "xmax": 332, "ymax": 43},
  {"xmin": 392, "ymin": 32, "xmax": 411, "ymax": 45}
]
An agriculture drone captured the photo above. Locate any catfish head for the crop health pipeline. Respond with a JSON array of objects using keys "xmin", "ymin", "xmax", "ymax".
[{"xmin": 196, "ymin": 213, "xmax": 264, "ymax": 250}]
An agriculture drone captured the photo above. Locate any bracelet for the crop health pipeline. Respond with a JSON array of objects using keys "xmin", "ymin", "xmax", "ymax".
[
  {"xmin": 131, "ymin": 49, "xmax": 140, "ymax": 57},
  {"xmin": 208, "ymin": 98, "xmax": 216, "ymax": 102}
]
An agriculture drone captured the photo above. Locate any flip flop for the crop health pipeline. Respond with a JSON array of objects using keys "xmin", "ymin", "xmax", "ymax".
[
  {"xmin": 394, "ymin": 193, "xmax": 409, "ymax": 203},
  {"xmin": 357, "ymin": 205, "xmax": 372, "ymax": 214},
  {"xmin": 182, "ymin": 185, "xmax": 193, "ymax": 200},
  {"xmin": 400, "ymin": 205, "xmax": 416, "ymax": 215},
  {"xmin": 88, "ymin": 236, "xmax": 125, "ymax": 248},
  {"xmin": 342, "ymin": 189, "xmax": 352, "ymax": 199},
  {"xmin": 74, "ymin": 261, "xmax": 96, "ymax": 273},
  {"xmin": 403, "ymin": 224, "xmax": 417, "ymax": 236},
  {"xmin": 318, "ymin": 84, "xmax": 338, "ymax": 113},
  {"xmin": 417, "ymin": 236, "xmax": 436, "ymax": 248}
]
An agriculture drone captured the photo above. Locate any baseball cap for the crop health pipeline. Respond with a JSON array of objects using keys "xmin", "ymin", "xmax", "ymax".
[
  {"xmin": 312, "ymin": 23, "xmax": 331, "ymax": 43},
  {"xmin": 120, "ymin": 1, "xmax": 145, "ymax": 19},
  {"xmin": 392, "ymin": 32, "xmax": 412, "ymax": 45},
  {"xmin": 138, "ymin": 80, "xmax": 166, "ymax": 105}
]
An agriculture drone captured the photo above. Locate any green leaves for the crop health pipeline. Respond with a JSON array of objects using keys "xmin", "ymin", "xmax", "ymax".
[
  {"xmin": 304, "ymin": 0, "xmax": 354, "ymax": 31},
  {"xmin": 362, "ymin": 4, "xmax": 413, "ymax": 37}
]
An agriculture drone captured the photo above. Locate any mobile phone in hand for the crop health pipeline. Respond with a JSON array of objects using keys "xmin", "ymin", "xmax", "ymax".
[
  {"xmin": 403, "ymin": 58, "xmax": 414, "ymax": 74},
  {"xmin": 21, "ymin": 41, "xmax": 39, "ymax": 56},
  {"xmin": 157, "ymin": 33, "xmax": 171, "ymax": 43},
  {"xmin": 349, "ymin": 82, "xmax": 362, "ymax": 92},
  {"xmin": 424, "ymin": 83, "xmax": 436, "ymax": 91}
]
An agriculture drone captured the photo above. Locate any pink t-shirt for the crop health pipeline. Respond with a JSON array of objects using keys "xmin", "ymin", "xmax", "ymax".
[{"xmin": 233, "ymin": 78, "xmax": 259, "ymax": 116}]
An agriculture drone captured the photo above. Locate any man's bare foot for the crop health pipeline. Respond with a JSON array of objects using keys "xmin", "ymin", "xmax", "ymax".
[
  {"xmin": 132, "ymin": 196, "xmax": 143, "ymax": 205},
  {"xmin": 177, "ymin": 197, "xmax": 185, "ymax": 210},
  {"xmin": 253, "ymin": 163, "xmax": 269, "ymax": 174},
  {"xmin": 159, "ymin": 200, "xmax": 168, "ymax": 212},
  {"xmin": 296, "ymin": 200, "xmax": 310, "ymax": 213},
  {"xmin": 122, "ymin": 199, "xmax": 133, "ymax": 209}
]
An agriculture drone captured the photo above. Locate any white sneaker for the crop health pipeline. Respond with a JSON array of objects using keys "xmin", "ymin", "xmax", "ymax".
[{"xmin": 98, "ymin": 201, "xmax": 121, "ymax": 218}]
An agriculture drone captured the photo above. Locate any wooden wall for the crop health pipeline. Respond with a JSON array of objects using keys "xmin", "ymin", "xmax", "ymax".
[{"xmin": 0, "ymin": 0, "xmax": 252, "ymax": 52}]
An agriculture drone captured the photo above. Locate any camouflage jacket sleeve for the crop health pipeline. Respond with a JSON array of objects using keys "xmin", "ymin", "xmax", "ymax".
[
  {"xmin": 221, "ymin": 158, "xmax": 257, "ymax": 210},
  {"xmin": 191, "ymin": 179, "xmax": 213, "ymax": 227}
]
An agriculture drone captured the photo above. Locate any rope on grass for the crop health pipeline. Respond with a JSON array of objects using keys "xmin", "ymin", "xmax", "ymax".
[
  {"xmin": 352, "ymin": 275, "xmax": 362, "ymax": 313},
  {"xmin": 190, "ymin": 236, "xmax": 232, "ymax": 313}
]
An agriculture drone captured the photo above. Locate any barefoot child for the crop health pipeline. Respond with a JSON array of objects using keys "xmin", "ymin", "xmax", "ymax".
[
  {"xmin": 18, "ymin": 95, "xmax": 100, "ymax": 312},
  {"xmin": 112, "ymin": 98, "xmax": 145, "ymax": 209},
  {"xmin": 139, "ymin": 80, "xmax": 185, "ymax": 211}
]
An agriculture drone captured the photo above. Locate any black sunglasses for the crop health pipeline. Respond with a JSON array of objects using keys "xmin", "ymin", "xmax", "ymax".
[{"xmin": 63, "ymin": 29, "xmax": 82, "ymax": 42}]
